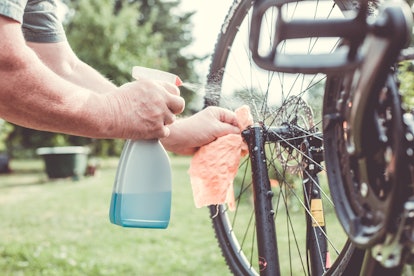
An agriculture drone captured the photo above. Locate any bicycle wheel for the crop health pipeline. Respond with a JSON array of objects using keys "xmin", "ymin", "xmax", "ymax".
[{"xmin": 205, "ymin": 0, "xmax": 364, "ymax": 275}]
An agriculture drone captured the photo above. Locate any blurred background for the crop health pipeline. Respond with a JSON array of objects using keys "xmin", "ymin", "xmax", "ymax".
[{"xmin": 0, "ymin": 0, "xmax": 234, "ymax": 275}]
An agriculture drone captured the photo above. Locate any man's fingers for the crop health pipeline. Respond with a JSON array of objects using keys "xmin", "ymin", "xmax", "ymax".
[
  {"xmin": 161, "ymin": 126, "xmax": 171, "ymax": 138},
  {"xmin": 164, "ymin": 114, "xmax": 176, "ymax": 126},
  {"xmin": 166, "ymin": 94, "xmax": 185, "ymax": 115},
  {"xmin": 219, "ymin": 109, "xmax": 239, "ymax": 126},
  {"xmin": 162, "ymin": 81, "xmax": 181, "ymax": 96}
]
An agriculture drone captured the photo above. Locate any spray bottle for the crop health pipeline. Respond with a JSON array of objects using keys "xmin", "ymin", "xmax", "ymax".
[{"xmin": 109, "ymin": 66, "xmax": 182, "ymax": 228}]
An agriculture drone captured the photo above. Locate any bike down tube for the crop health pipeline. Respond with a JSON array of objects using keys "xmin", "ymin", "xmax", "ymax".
[{"xmin": 242, "ymin": 123, "xmax": 280, "ymax": 276}]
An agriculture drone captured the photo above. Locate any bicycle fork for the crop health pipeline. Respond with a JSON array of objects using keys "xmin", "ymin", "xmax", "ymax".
[
  {"xmin": 242, "ymin": 123, "xmax": 328, "ymax": 276},
  {"xmin": 242, "ymin": 123, "xmax": 280, "ymax": 276}
]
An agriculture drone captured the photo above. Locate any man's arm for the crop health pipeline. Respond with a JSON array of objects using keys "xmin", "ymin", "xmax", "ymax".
[
  {"xmin": 0, "ymin": 15, "xmax": 184, "ymax": 140},
  {"xmin": 26, "ymin": 41, "xmax": 118, "ymax": 93}
]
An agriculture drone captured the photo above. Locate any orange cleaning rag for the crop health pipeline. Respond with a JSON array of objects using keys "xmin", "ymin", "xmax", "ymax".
[{"xmin": 188, "ymin": 105, "xmax": 253, "ymax": 211}]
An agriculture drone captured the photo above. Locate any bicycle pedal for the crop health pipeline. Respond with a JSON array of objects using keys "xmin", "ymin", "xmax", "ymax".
[
  {"xmin": 250, "ymin": 0, "xmax": 368, "ymax": 74},
  {"xmin": 250, "ymin": 0, "xmax": 412, "ymax": 74}
]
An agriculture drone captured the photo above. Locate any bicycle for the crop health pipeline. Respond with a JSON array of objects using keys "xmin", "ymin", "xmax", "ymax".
[{"xmin": 202, "ymin": 0, "xmax": 414, "ymax": 275}]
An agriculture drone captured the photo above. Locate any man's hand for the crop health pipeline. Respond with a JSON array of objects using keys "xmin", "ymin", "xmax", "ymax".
[
  {"xmin": 106, "ymin": 79, "xmax": 185, "ymax": 140},
  {"xmin": 161, "ymin": 106, "xmax": 241, "ymax": 155}
]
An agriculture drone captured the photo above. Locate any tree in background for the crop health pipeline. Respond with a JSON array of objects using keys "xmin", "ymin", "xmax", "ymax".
[
  {"xmin": 399, "ymin": 61, "xmax": 414, "ymax": 111},
  {"xmin": 121, "ymin": 0, "xmax": 200, "ymax": 105},
  {"xmin": 0, "ymin": 120, "xmax": 13, "ymax": 153},
  {"xmin": 6, "ymin": 0, "xmax": 200, "ymax": 157}
]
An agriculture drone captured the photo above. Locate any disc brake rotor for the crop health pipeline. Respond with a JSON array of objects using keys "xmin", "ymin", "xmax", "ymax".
[{"xmin": 272, "ymin": 96, "xmax": 315, "ymax": 174}]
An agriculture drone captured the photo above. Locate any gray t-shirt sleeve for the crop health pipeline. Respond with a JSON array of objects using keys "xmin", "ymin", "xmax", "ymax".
[
  {"xmin": 0, "ymin": 0, "xmax": 66, "ymax": 43},
  {"xmin": 0, "ymin": 0, "xmax": 26, "ymax": 22},
  {"xmin": 22, "ymin": 0, "xmax": 66, "ymax": 42}
]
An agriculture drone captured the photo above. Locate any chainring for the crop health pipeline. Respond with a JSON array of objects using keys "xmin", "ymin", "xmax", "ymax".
[{"xmin": 323, "ymin": 72, "xmax": 410, "ymax": 248}]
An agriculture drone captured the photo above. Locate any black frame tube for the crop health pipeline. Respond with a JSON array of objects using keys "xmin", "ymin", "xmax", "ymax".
[{"xmin": 243, "ymin": 124, "xmax": 280, "ymax": 276}]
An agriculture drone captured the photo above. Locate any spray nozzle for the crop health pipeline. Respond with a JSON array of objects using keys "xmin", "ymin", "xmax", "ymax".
[{"xmin": 132, "ymin": 66, "xmax": 182, "ymax": 86}]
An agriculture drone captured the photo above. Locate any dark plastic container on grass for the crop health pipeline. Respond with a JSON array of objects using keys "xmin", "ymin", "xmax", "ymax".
[{"xmin": 36, "ymin": 146, "xmax": 90, "ymax": 179}]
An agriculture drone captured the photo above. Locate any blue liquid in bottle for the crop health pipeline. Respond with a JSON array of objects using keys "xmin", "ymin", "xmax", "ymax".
[
  {"xmin": 110, "ymin": 192, "xmax": 171, "ymax": 228},
  {"xmin": 109, "ymin": 139, "xmax": 172, "ymax": 229}
]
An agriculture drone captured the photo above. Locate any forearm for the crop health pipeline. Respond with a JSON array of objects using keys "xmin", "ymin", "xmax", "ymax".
[
  {"xmin": 27, "ymin": 41, "xmax": 118, "ymax": 93},
  {"xmin": 0, "ymin": 44, "xmax": 117, "ymax": 138},
  {"xmin": 67, "ymin": 60, "xmax": 118, "ymax": 93}
]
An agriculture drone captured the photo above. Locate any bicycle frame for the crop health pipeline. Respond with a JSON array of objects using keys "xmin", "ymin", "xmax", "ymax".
[{"xmin": 246, "ymin": 0, "xmax": 413, "ymax": 274}]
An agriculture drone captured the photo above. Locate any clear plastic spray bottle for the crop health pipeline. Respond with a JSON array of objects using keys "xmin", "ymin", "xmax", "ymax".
[{"xmin": 109, "ymin": 66, "xmax": 182, "ymax": 228}]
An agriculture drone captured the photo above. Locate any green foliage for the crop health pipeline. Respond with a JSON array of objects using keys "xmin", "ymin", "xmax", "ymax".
[
  {"xmin": 133, "ymin": 0, "xmax": 201, "ymax": 107},
  {"xmin": 66, "ymin": 0, "xmax": 169, "ymax": 85},
  {"xmin": 305, "ymin": 80, "xmax": 324, "ymax": 126},
  {"xmin": 398, "ymin": 61, "xmax": 414, "ymax": 110},
  {"xmin": 0, "ymin": 120, "xmax": 13, "ymax": 152},
  {"xmin": 6, "ymin": 127, "xmax": 92, "ymax": 158},
  {"xmin": 136, "ymin": 0, "xmax": 198, "ymax": 77}
]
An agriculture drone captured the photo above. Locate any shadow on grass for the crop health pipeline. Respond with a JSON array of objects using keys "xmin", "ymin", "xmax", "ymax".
[
  {"xmin": 0, "ymin": 165, "xmax": 50, "ymax": 189},
  {"xmin": 0, "ymin": 180, "xmax": 50, "ymax": 189},
  {"xmin": 0, "ymin": 158, "xmax": 86, "ymax": 189},
  {"xmin": 0, "ymin": 165, "xmax": 99, "ymax": 189}
]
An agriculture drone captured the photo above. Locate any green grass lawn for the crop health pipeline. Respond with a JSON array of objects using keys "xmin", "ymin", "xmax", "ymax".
[{"xmin": 0, "ymin": 156, "xmax": 231, "ymax": 276}]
